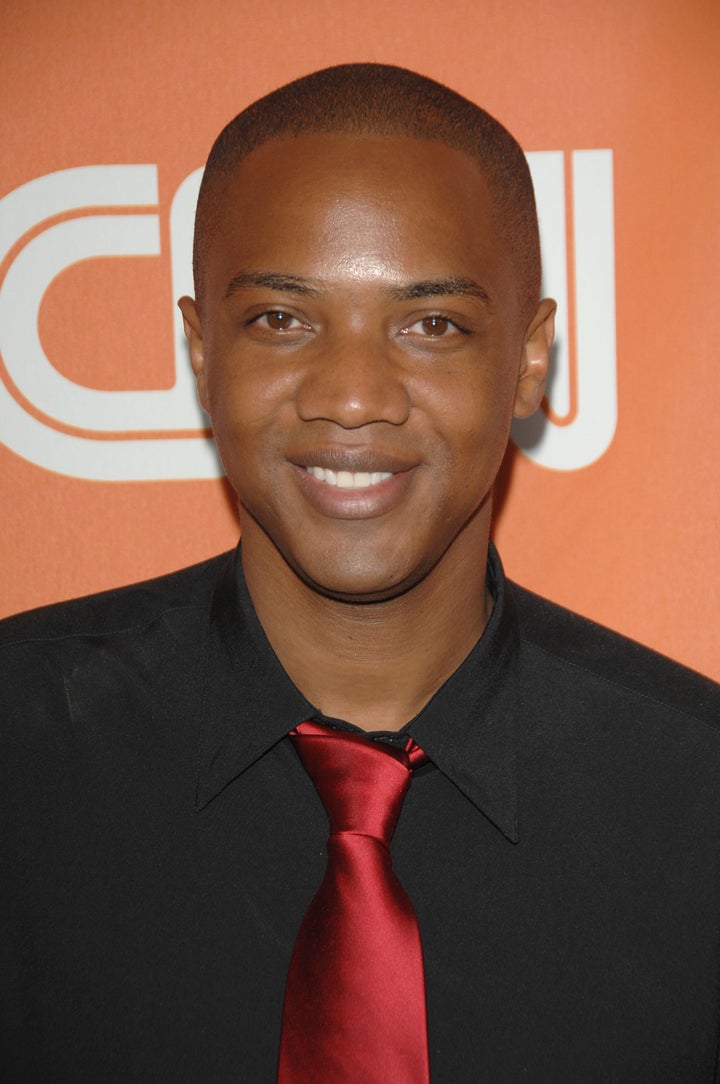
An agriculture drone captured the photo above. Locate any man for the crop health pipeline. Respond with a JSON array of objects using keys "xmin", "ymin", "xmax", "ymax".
[{"xmin": 1, "ymin": 64, "xmax": 719, "ymax": 1082}]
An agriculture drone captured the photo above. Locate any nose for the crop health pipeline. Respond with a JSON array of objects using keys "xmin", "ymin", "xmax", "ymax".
[{"xmin": 295, "ymin": 332, "xmax": 411, "ymax": 429}]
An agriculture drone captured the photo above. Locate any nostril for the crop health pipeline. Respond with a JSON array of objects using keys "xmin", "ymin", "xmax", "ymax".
[{"xmin": 296, "ymin": 352, "xmax": 411, "ymax": 428}]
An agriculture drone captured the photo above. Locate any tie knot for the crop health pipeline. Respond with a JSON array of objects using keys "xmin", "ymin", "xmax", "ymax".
[{"xmin": 290, "ymin": 721, "xmax": 423, "ymax": 844}]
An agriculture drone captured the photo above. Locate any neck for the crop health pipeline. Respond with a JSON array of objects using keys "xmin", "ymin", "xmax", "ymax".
[{"xmin": 241, "ymin": 527, "xmax": 492, "ymax": 732}]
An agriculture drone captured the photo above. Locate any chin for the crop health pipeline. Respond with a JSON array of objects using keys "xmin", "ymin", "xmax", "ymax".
[{"xmin": 289, "ymin": 550, "xmax": 424, "ymax": 605}]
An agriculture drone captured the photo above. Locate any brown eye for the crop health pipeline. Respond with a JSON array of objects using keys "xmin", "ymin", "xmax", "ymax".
[
  {"xmin": 421, "ymin": 316, "xmax": 449, "ymax": 336},
  {"xmin": 402, "ymin": 314, "xmax": 470, "ymax": 339},
  {"xmin": 264, "ymin": 311, "xmax": 296, "ymax": 330}
]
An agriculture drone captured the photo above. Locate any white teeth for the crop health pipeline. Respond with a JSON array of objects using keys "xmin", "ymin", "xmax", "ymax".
[{"xmin": 306, "ymin": 466, "xmax": 393, "ymax": 488}]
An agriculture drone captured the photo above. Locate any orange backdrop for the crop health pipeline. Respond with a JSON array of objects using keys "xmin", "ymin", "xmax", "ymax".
[{"xmin": 1, "ymin": 0, "xmax": 719, "ymax": 680}]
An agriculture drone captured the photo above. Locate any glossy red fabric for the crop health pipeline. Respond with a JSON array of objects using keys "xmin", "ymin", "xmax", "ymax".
[{"xmin": 277, "ymin": 720, "xmax": 430, "ymax": 1083}]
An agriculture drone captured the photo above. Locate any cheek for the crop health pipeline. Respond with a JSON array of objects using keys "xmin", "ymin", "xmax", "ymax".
[
  {"xmin": 433, "ymin": 375, "xmax": 515, "ymax": 454},
  {"xmin": 207, "ymin": 358, "xmax": 294, "ymax": 446},
  {"xmin": 207, "ymin": 386, "xmax": 302, "ymax": 521},
  {"xmin": 431, "ymin": 382, "xmax": 517, "ymax": 510}
]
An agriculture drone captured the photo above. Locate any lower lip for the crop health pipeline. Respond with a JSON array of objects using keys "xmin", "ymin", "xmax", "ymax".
[{"xmin": 292, "ymin": 465, "xmax": 416, "ymax": 520}]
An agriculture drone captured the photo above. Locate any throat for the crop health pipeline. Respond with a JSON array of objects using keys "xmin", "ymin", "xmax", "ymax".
[
  {"xmin": 247, "ymin": 561, "xmax": 491, "ymax": 732},
  {"xmin": 239, "ymin": 515, "xmax": 493, "ymax": 732}
]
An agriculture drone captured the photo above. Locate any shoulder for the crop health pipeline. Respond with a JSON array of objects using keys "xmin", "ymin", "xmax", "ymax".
[
  {"xmin": 0, "ymin": 552, "xmax": 235, "ymax": 758},
  {"xmin": 0, "ymin": 551, "xmax": 233, "ymax": 652},
  {"xmin": 509, "ymin": 581, "xmax": 720, "ymax": 732}
]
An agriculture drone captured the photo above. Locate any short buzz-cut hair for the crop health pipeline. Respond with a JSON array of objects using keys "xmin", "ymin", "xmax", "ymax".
[{"xmin": 193, "ymin": 63, "xmax": 541, "ymax": 324}]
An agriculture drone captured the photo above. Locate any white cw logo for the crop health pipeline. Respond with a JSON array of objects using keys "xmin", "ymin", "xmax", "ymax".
[{"xmin": 0, "ymin": 153, "xmax": 616, "ymax": 481}]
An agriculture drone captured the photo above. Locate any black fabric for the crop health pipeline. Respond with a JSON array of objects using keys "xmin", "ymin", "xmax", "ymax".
[{"xmin": 1, "ymin": 544, "xmax": 719, "ymax": 1082}]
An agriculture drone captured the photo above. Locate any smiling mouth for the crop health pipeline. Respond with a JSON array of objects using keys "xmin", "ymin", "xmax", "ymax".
[{"xmin": 305, "ymin": 466, "xmax": 394, "ymax": 489}]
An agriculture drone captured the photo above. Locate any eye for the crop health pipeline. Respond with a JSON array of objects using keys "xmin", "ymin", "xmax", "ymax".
[
  {"xmin": 248, "ymin": 310, "xmax": 306, "ymax": 332},
  {"xmin": 420, "ymin": 315, "xmax": 448, "ymax": 336},
  {"xmin": 403, "ymin": 314, "xmax": 469, "ymax": 338}
]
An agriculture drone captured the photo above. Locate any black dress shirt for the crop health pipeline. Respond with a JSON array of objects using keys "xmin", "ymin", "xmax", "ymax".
[{"xmin": 1, "ymin": 544, "xmax": 719, "ymax": 1082}]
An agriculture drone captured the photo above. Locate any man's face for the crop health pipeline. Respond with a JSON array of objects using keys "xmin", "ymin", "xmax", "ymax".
[{"xmin": 181, "ymin": 133, "xmax": 553, "ymax": 602}]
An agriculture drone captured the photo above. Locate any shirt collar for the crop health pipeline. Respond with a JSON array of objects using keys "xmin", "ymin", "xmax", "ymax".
[
  {"xmin": 195, "ymin": 543, "xmax": 519, "ymax": 843},
  {"xmin": 404, "ymin": 547, "xmax": 520, "ymax": 842}
]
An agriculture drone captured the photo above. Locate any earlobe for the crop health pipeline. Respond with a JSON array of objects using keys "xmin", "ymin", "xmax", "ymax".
[
  {"xmin": 513, "ymin": 298, "xmax": 556, "ymax": 419},
  {"xmin": 177, "ymin": 296, "xmax": 209, "ymax": 412}
]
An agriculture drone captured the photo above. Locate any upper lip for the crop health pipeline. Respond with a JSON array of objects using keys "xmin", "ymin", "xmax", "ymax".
[{"xmin": 287, "ymin": 445, "xmax": 419, "ymax": 475}]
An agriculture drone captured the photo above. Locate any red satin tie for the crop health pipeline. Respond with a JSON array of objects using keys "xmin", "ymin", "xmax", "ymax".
[{"xmin": 277, "ymin": 720, "xmax": 430, "ymax": 1084}]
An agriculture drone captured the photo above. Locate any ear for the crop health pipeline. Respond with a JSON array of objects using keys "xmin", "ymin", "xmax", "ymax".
[
  {"xmin": 177, "ymin": 296, "xmax": 209, "ymax": 413},
  {"xmin": 513, "ymin": 297, "xmax": 556, "ymax": 419}
]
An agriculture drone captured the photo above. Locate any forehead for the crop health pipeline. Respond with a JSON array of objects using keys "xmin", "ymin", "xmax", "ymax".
[
  {"xmin": 201, "ymin": 133, "xmax": 514, "ymax": 301},
  {"xmin": 217, "ymin": 132, "xmax": 494, "ymax": 219}
]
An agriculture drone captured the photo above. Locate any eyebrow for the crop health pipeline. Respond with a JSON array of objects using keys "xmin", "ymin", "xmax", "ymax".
[
  {"xmin": 387, "ymin": 277, "xmax": 491, "ymax": 305},
  {"xmin": 225, "ymin": 271, "xmax": 322, "ymax": 299},
  {"xmin": 224, "ymin": 270, "xmax": 491, "ymax": 305}
]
